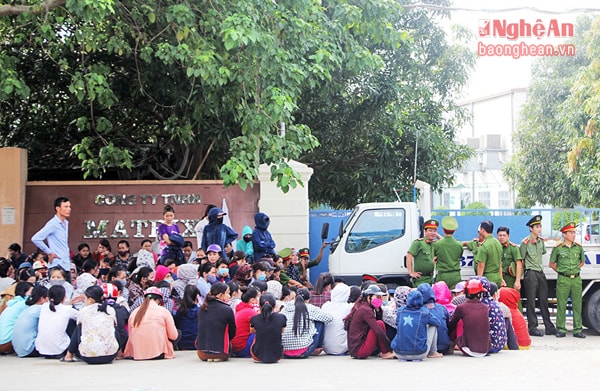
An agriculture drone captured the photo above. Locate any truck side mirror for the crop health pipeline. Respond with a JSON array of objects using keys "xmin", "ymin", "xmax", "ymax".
[
  {"xmin": 321, "ymin": 223, "xmax": 329, "ymax": 241},
  {"xmin": 418, "ymin": 216, "xmax": 424, "ymax": 238},
  {"xmin": 338, "ymin": 221, "xmax": 344, "ymax": 238}
]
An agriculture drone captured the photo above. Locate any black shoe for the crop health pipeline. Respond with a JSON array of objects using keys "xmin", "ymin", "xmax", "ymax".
[
  {"xmin": 545, "ymin": 328, "xmax": 557, "ymax": 336},
  {"xmin": 555, "ymin": 332, "xmax": 566, "ymax": 338},
  {"xmin": 573, "ymin": 332, "xmax": 586, "ymax": 339},
  {"xmin": 529, "ymin": 329, "xmax": 543, "ymax": 337}
]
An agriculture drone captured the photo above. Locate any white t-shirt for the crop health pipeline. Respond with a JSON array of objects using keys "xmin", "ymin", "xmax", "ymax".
[{"xmin": 35, "ymin": 302, "xmax": 78, "ymax": 355}]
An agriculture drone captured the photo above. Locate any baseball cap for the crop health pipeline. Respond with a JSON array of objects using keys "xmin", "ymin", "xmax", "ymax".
[{"xmin": 451, "ymin": 281, "xmax": 466, "ymax": 293}]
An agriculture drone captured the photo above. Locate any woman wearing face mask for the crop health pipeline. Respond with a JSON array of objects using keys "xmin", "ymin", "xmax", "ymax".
[
  {"xmin": 197, "ymin": 262, "xmax": 217, "ymax": 306},
  {"xmin": 236, "ymin": 225, "xmax": 254, "ymax": 263},
  {"xmin": 216, "ymin": 260, "xmax": 231, "ymax": 283},
  {"xmin": 344, "ymin": 285, "xmax": 395, "ymax": 360},
  {"xmin": 43, "ymin": 267, "xmax": 75, "ymax": 301}
]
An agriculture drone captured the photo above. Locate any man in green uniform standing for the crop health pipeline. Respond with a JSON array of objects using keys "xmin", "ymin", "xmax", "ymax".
[
  {"xmin": 406, "ymin": 219, "xmax": 438, "ymax": 287},
  {"xmin": 475, "ymin": 220, "xmax": 503, "ymax": 287},
  {"xmin": 520, "ymin": 215, "xmax": 557, "ymax": 337},
  {"xmin": 550, "ymin": 222, "xmax": 586, "ymax": 338},
  {"xmin": 497, "ymin": 226, "xmax": 523, "ymax": 290},
  {"xmin": 433, "ymin": 216, "xmax": 464, "ymax": 290}
]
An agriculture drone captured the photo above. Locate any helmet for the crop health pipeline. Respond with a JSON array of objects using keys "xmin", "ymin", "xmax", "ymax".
[
  {"xmin": 465, "ymin": 279, "xmax": 485, "ymax": 295},
  {"xmin": 102, "ymin": 283, "xmax": 119, "ymax": 299},
  {"xmin": 362, "ymin": 284, "xmax": 384, "ymax": 297},
  {"xmin": 206, "ymin": 244, "xmax": 222, "ymax": 253},
  {"xmin": 144, "ymin": 287, "xmax": 164, "ymax": 300}
]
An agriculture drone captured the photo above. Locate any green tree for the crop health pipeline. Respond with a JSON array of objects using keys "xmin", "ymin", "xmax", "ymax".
[
  {"xmin": 300, "ymin": 3, "xmax": 474, "ymax": 208},
  {"xmin": 504, "ymin": 17, "xmax": 592, "ymax": 207},
  {"xmin": 567, "ymin": 18, "xmax": 600, "ymax": 206},
  {"xmin": 461, "ymin": 201, "xmax": 489, "ymax": 216},
  {"xmin": 1, "ymin": 0, "xmax": 473, "ymax": 202}
]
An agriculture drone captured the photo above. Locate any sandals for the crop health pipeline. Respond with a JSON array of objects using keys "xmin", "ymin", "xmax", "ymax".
[{"xmin": 60, "ymin": 356, "xmax": 78, "ymax": 363}]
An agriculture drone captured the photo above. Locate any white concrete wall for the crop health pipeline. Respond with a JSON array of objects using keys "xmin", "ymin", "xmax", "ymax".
[{"xmin": 257, "ymin": 160, "xmax": 313, "ymax": 250}]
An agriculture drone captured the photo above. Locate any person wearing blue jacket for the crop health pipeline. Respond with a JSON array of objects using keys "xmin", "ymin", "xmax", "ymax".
[
  {"xmin": 252, "ymin": 213, "xmax": 276, "ymax": 262},
  {"xmin": 236, "ymin": 225, "xmax": 254, "ymax": 262},
  {"xmin": 202, "ymin": 208, "xmax": 238, "ymax": 260},
  {"xmin": 391, "ymin": 290, "xmax": 442, "ymax": 361},
  {"xmin": 417, "ymin": 283, "xmax": 451, "ymax": 355}
]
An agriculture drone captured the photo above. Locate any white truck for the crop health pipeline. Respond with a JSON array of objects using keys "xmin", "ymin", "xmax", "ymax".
[{"xmin": 324, "ymin": 202, "xmax": 600, "ymax": 333}]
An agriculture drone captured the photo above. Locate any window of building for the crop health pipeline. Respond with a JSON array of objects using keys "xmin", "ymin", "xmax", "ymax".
[
  {"xmin": 478, "ymin": 191, "xmax": 491, "ymax": 208},
  {"xmin": 499, "ymin": 191, "xmax": 511, "ymax": 208}
]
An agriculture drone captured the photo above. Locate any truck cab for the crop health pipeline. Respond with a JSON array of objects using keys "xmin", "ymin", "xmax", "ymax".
[{"xmin": 327, "ymin": 202, "xmax": 421, "ymax": 286}]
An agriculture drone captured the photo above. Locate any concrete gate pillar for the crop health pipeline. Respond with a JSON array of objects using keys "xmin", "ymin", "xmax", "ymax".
[
  {"xmin": 0, "ymin": 148, "xmax": 28, "ymax": 248},
  {"xmin": 257, "ymin": 161, "xmax": 313, "ymax": 251}
]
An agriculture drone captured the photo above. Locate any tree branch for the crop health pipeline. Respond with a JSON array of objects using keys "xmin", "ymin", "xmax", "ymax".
[{"xmin": 0, "ymin": 0, "xmax": 66, "ymax": 17}]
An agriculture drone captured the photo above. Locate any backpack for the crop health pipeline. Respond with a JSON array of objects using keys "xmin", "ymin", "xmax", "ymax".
[{"xmin": 159, "ymin": 245, "xmax": 185, "ymax": 266}]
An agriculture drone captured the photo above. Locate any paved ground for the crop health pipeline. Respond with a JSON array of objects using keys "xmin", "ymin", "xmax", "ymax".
[{"xmin": 2, "ymin": 327, "xmax": 598, "ymax": 391}]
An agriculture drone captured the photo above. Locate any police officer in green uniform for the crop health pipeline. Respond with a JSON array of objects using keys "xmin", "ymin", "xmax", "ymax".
[
  {"xmin": 520, "ymin": 215, "xmax": 557, "ymax": 337},
  {"xmin": 433, "ymin": 216, "xmax": 464, "ymax": 289},
  {"xmin": 549, "ymin": 222, "xmax": 586, "ymax": 338},
  {"xmin": 475, "ymin": 220, "xmax": 503, "ymax": 287},
  {"xmin": 406, "ymin": 219, "xmax": 438, "ymax": 287},
  {"xmin": 497, "ymin": 226, "xmax": 523, "ymax": 290}
]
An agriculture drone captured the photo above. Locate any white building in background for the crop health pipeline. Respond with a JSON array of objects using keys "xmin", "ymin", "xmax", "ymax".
[{"xmin": 436, "ymin": 88, "xmax": 528, "ymax": 210}]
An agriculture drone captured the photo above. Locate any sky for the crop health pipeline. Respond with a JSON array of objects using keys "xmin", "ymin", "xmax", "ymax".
[{"xmin": 443, "ymin": 0, "xmax": 600, "ymax": 100}]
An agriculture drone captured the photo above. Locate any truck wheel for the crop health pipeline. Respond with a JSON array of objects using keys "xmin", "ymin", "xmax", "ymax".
[{"xmin": 584, "ymin": 289, "xmax": 600, "ymax": 333}]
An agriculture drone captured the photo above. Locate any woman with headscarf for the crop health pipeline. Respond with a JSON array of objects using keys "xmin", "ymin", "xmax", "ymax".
[{"xmin": 201, "ymin": 208, "xmax": 238, "ymax": 261}]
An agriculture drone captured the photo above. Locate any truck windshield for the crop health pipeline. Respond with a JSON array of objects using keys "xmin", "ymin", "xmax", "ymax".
[{"xmin": 345, "ymin": 208, "xmax": 406, "ymax": 253}]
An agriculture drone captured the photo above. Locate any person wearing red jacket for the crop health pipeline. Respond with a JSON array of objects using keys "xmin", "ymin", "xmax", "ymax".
[
  {"xmin": 231, "ymin": 288, "xmax": 260, "ymax": 357},
  {"xmin": 344, "ymin": 285, "xmax": 395, "ymax": 359}
]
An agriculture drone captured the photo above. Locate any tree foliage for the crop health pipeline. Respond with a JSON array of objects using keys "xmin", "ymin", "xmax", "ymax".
[
  {"xmin": 300, "ymin": 3, "xmax": 475, "ymax": 208},
  {"xmin": 503, "ymin": 16, "xmax": 593, "ymax": 207},
  {"xmin": 1, "ymin": 0, "xmax": 474, "ymax": 202}
]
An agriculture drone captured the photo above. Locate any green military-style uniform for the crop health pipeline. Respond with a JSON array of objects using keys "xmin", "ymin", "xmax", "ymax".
[
  {"xmin": 550, "ymin": 223, "xmax": 586, "ymax": 335},
  {"xmin": 520, "ymin": 214, "xmax": 556, "ymax": 335},
  {"xmin": 408, "ymin": 238, "xmax": 435, "ymax": 287},
  {"xmin": 466, "ymin": 239, "xmax": 481, "ymax": 274},
  {"xmin": 433, "ymin": 217, "xmax": 463, "ymax": 289},
  {"xmin": 501, "ymin": 242, "xmax": 522, "ymax": 288},
  {"xmin": 477, "ymin": 235, "xmax": 503, "ymax": 287},
  {"xmin": 520, "ymin": 235, "xmax": 546, "ymax": 272}
]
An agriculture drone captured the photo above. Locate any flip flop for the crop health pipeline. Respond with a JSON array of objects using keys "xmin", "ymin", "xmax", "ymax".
[{"xmin": 60, "ymin": 357, "xmax": 78, "ymax": 363}]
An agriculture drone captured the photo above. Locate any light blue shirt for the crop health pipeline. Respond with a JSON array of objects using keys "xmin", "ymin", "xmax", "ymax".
[
  {"xmin": 0, "ymin": 296, "xmax": 27, "ymax": 344},
  {"xmin": 12, "ymin": 305, "xmax": 42, "ymax": 357},
  {"xmin": 31, "ymin": 215, "xmax": 70, "ymax": 271}
]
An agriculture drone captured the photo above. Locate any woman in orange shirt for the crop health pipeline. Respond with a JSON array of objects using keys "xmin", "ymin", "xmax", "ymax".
[{"xmin": 124, "ymin": 287, "xmax": 179, "ymax": 360}]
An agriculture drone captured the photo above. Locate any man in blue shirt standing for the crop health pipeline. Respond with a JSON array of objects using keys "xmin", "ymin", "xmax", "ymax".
[{"xmin": 31, "ymin": 197, "xmax": 72, "ymax": 281}]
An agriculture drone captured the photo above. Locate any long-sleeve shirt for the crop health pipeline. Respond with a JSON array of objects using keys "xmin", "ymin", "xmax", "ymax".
[
  {"xmin": 124, "ymin": 301, "xmax": 178, "ymax": 360},
  {"xmin": 196, "ymin": 300, "xmax": 236, "ymax": 354},
  {"xmin": 449, "ymin": 299, "xmax": 491, "ymax": 354},
  {"xmin": 281, "ymin": 301, "xmax": 333, "ymax": 351},
  {"xmin": 31, "ymin": 215, "xmax": 70, "ymax": 270},
  {"xmin": 347, "ymin": 301, "xmax": 391, "ymax": 356}
]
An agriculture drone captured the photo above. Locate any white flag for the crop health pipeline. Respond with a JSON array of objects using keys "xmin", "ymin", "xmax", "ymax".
[{"xmin": 222, "ymin": 198, "xmax": 233, "ymax": 228}]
